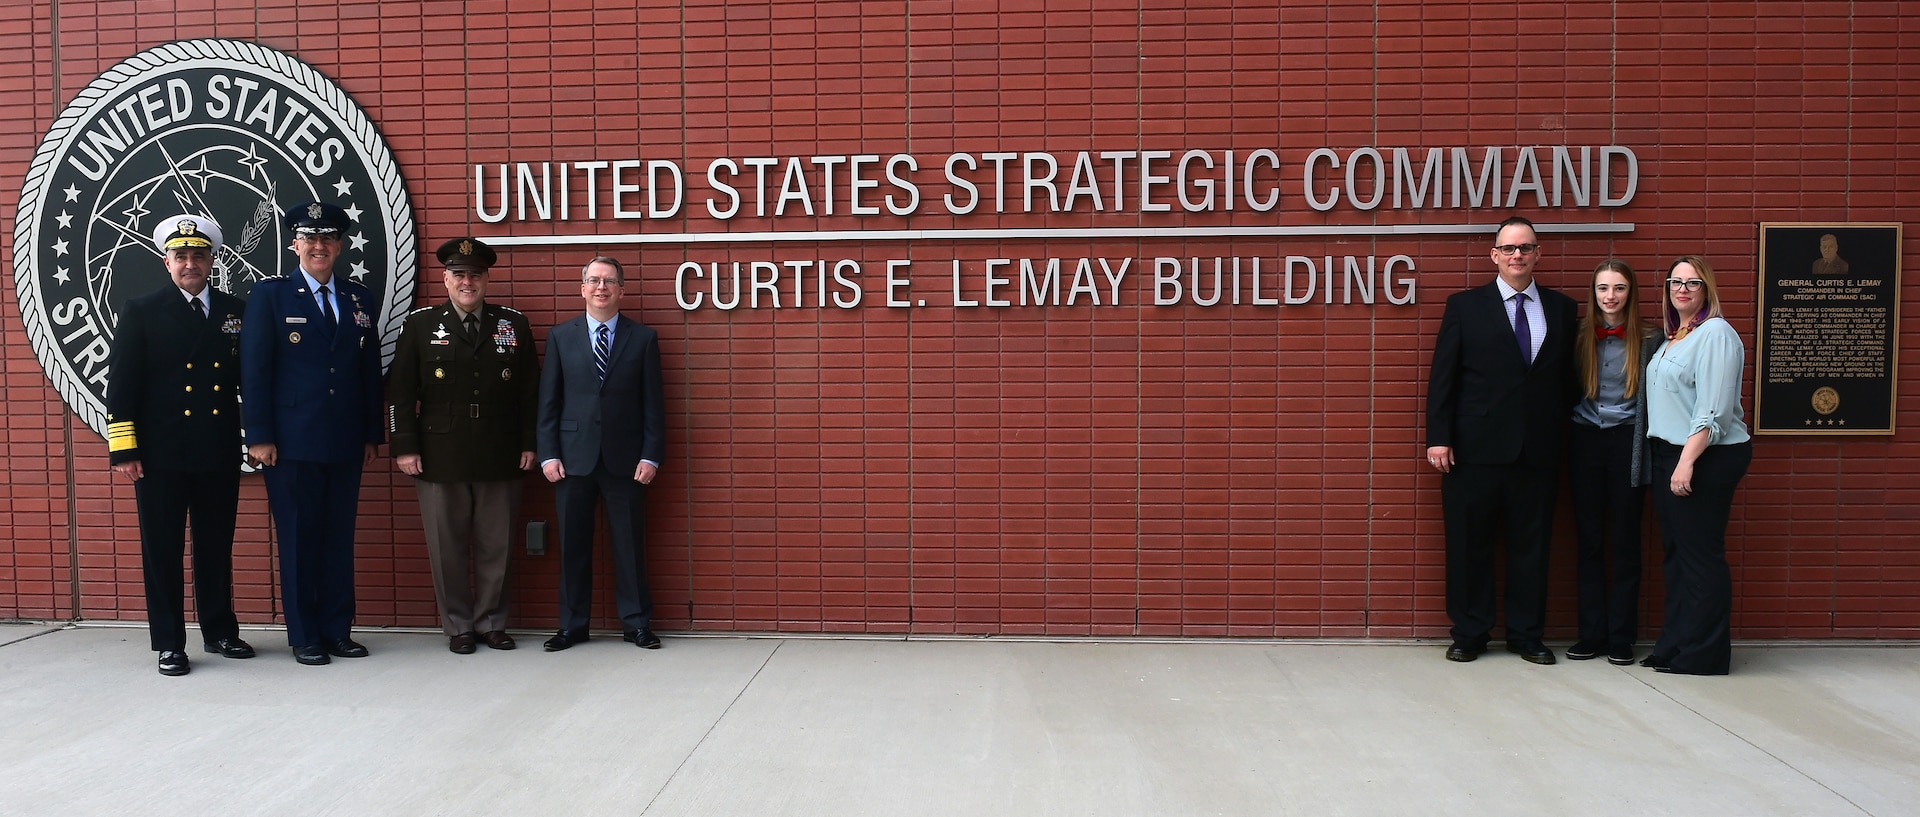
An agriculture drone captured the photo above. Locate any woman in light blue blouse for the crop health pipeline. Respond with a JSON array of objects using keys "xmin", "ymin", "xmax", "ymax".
[
  {"xmin": 1644, "ymin": 255, "xmax": 1752, "ymax": 675},
  {"xmin": 1566, "ymin": 260, "xmax": 1660, "ymax": 666}
]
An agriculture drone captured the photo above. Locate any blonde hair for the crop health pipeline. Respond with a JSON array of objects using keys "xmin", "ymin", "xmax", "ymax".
[{"xmin": 1662, "ymin": 255, "xmax": 1724, "ymax": 336}]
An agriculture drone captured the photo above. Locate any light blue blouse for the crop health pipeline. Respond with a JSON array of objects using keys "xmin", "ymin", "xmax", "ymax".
[{"xmin": 1647, "ymin": 317, "xmax": 1750, "ymax": 447}]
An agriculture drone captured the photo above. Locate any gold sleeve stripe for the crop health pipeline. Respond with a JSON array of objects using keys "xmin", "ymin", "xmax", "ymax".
[{"xmin": 107, "ymin": 421, "xmax": 139, "ymax": 452}]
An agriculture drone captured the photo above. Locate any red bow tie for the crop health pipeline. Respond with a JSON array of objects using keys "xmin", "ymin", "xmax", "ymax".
[{"xmin": 1595, "ymin": 324, "xmax": 1625, "ymax": 340}]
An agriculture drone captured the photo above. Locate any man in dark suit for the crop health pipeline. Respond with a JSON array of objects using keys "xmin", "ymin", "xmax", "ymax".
[
  {"xmin": 105, "ymin": 215, "xmax": 256, "ymax": 676},
  {"xmin": 537, "ymin": 256, "xmax": 666, "ymax": 652},
  {"xmin": 388, "ymin": 237, "xmax": 539, "ymax": 654},
  {"xmin": 240, "ymin": 201, "xmax": 385, "ymax": 666},
  {"xmin": 1425, "ymin": 215, "xmax": 1579, "ymax": 665}
]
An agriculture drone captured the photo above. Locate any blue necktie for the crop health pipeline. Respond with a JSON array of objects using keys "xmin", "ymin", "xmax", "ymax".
[
  {"xmin": 594, "ymin": 324, "xmax": 610, "ymax": 381},
  {"xmin": 1513, "ymin": 292, "xmax": 1532, "ymax": 367}
]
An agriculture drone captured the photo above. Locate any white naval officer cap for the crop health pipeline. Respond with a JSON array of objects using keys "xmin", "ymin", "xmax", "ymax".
[{"xmin": 152, "ymin": 214, "xmax": 224, "ymax": 254}]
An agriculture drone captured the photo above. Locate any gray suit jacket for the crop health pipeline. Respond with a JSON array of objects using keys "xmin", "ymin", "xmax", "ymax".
[{"xmin": 536, "ymin": 313, "xmax": 666, "ymax": 476}]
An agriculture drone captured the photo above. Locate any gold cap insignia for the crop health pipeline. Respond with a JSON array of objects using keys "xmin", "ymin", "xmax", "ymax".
[{"xmin": 460, "ymin": 240, "xmax": 474, "ymax": 256}]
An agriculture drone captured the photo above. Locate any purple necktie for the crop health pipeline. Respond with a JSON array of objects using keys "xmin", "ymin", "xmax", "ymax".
[{"xmin": 1513, "ymin": 292, "xmax": 1532, "ymax": 366}]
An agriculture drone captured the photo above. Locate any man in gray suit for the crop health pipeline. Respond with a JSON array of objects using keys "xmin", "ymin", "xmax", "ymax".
[{"xmin": 536, "ymin": 256, "xmax": 667, "ymax": 652}]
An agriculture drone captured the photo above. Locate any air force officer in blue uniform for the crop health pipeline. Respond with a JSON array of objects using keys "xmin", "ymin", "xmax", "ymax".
[{"xmin": 240, "ymin": 202, "xmax": 385, "ymax": 666}]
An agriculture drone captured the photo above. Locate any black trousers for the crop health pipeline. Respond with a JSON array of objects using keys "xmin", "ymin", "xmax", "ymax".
[
  {"xmin": 136, "ymin": 467, "xmax": 242, "ymax": 652},
  {"xmin": 1649, "ymin": 439, "xmax": 1751, "ymax": 675},
  {"xmin": 1569, "ymin": 423, "xmax": 1647, "ymax": 647},
  {"xmin": 1442, "ymin": 462, "xmax": 1557, "ymax": 644},
  {"xmin": 555, "ymin": 460, "xmax": 655, "ymax": 634}
]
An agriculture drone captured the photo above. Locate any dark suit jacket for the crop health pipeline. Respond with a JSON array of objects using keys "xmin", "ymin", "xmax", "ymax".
[
  {"xmin": 1426, "ymin": 280, "xmax": 1579, "ymax": 468},
  {"xmin": 104, "ymin": 286, "xmax": 246, "ymax": 473},
  {"xmin": 536, "ymin": 313, "xmax": 666, "ymax": 476},
  {"xmin": 387, "ymin": 301, "xmax": 539, "ymax": 482},
  {"xmin": 239, "ymin": 274, "xmax": 385, "ymax": 463}
]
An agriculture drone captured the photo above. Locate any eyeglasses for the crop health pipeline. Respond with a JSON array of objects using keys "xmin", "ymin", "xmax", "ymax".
[
  {"xmin": 1666, "ymin": 278, "xmax": 1706, "ymax": 291},
  {"xmin": 1493, "ymin": 244, "xmax": 1538, "ymax": 256},
  {"xmin": 583, "ymin": 276, "xmax": 621, "ymax": 288}
]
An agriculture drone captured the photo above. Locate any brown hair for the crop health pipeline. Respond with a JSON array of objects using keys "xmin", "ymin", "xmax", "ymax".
[
  {"xmin": 582, "ymin": 256, "xmax": 625, "ymax": 285},
  {"xmin": 1576, "ymin": 259, "xmax": 1648, "ymax": 400}
]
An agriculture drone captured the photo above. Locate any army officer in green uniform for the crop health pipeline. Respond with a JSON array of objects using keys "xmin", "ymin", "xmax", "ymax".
[{"xmin": 388, "ymin": 237, "xmax": 539, "ymax": 654}]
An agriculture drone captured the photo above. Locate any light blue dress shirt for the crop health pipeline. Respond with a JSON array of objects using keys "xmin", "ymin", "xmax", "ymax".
[
  {"xmin": 301, "ymin": 270, "xmax": 341, "ymax": 319},
  {"xmin": 1647, "ymin": 317, "xmax": 1750, "ymax": 447},
  {"xmin": 1495, "ymin": 277, "xmax": 1546, "ymax": 364}
]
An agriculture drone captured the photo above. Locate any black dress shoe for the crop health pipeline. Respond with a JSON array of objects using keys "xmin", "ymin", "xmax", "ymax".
[
  {"xmin": 293, "ymin": 646, "xmax": 331, "ymax": 665},
  {"xmin": 1506, "ymin": 641, "xmax": 1557, "ymax": 665},
  {"xmin": 204, "ymin": 637, "xmax": 257, "ymax": 659},
  {"xmin": 1564, "ymin": 640, "xmax": 1605, "ymax": 661},
  {"xmin": 1640, "ymin": 653, "xmax": 1673, "ymax": 669},
  {"xmin": 543, "ymin": 630, "xmax": 590, "ymax": 651},
  {"xmin": 481, "ymin": 630, "xmax": 516, "ymax": 650},
  {"xmin": 449, "ymin": 633, "xmax": 477, "ymax": 654},
  {"xmin": 1607, "ymin": 645, "xmax": 1636, "ymax": 666},
  {"xmin": 158, "ymin": 650, "xmax": 191, "ymax": 676},
  {"xmin": 1445, "ymin": 641, "xmax": 1486, "ymax": 662},
  {"xmin": 323, "ymin": 638, "xmax": 370, "ymax": 658},
  {"xmin": 623, "ymin": 628, "xmax": 663, "ymax": 650}
]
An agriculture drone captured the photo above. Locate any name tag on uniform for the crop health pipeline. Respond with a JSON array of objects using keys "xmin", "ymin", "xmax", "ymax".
[{"xmin": 285, "ymin": 316, "xmax": 308, "ymax": 324}]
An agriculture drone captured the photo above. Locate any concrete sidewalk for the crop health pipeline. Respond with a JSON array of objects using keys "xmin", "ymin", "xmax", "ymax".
[{"xmin": 1, "ymin": 623, "xmax": 1915, "ymax": 817}]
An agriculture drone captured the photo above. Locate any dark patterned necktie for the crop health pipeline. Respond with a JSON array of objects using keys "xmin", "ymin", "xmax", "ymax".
[
  {"xmin": 191, "ymin": 297, "xmax": 206, "ymax": 319},
  {"xmin": 595, "ymin": 324, "xmax": 610, "ymax": 381}
]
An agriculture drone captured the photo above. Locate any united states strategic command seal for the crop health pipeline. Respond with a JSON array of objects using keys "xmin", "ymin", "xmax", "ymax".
[{"xmin": 12, "ymin": 39, "xmax": 417, "ymax": 439}]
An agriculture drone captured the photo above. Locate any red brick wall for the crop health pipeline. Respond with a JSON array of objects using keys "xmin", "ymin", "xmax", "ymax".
[{"xmin": 2, "ymin": 1, "xmax": 1915, "ymax": 638}]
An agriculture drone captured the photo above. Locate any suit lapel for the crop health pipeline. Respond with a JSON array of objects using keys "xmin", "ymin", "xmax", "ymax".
[
  {"xmin": 1536, "ymin": 287, "xmax": 1567, "ymax": 368},
  {"xmin": 288, "ymin": 278, "xmax": 333, "ymax": 346},
  {"xmin": 168, "ymin": 292, "xmax": 215, "ymax": 358},
  {"xmin": 1478, "ymin": 283, "xmax": 1530, "ymax": 377},
  {"xmin": 605, "ymin": 314, "xmax": 634, "ymax": 374},
  {"xmin": 558, "ymin": 316, "xmax": 593, "ymax": 386}
]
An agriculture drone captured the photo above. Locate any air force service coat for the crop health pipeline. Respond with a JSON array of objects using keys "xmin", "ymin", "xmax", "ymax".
[
  {"xmin": 105, "ymin": 287, "xmax": 247, "ymax": 471},
  {"xmin": 387, "ymin": 303, "xmax": 539, "ymax": 482},
  {"xmin": 239, "ymin": 275, "xmax": 385, "ymax": 461}
]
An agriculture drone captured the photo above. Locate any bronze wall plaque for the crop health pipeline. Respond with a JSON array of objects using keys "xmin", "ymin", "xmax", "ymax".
[{"xmin": 1754, "ymin": 223, "xmax": 1903, "ymax": 435}]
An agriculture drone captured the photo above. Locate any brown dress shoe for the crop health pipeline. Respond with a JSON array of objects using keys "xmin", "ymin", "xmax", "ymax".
[
  {"xmin": 481, "ymin": 630, "xmax": 516, "ymax": 650},
  {"xmin": 449, "ymin": 633, "xmax": 477, "ymax": 654}
]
